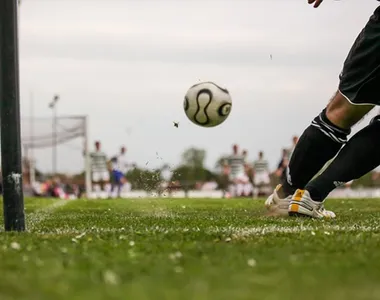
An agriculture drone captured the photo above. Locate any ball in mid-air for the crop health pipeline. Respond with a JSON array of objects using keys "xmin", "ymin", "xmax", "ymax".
[{"xmin": 183, "ymin": 82, "xmax": 232, "ymax": 127}]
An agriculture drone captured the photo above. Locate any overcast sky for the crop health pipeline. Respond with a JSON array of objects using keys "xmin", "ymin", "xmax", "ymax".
[{"xmin": 18, "ymin": 0, "xmax": 380, "ymax": 174}]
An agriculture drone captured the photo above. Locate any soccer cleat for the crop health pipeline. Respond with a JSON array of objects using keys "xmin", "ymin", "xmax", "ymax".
[
  {"xmin": 288, "ymin": 189, "xmax": 336, "ymax": 219},
  {"xmin": 265, "ymin": 185, "xmax": 292, "ymax": 216}
]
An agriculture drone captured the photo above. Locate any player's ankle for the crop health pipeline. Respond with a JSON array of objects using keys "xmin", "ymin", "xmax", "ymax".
[
  {"xmin": 278, "ymin": 182, "xmax": 295, "ymax": 198},
  {"xmin": 305, "ymin": 188, "xmax": 324, "ymax": 202},
  {"xmin": 304, "ymin": 183, "xmax": 326, "ymax": 202}
]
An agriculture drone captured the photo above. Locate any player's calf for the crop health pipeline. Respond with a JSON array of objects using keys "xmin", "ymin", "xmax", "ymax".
[
  {"xmin": 282, "ymin": 107, "xmax": 350, "ymax": 196},
  {"xmin": 305, "ymin": 116, "xmax": 380, "ymax": 202},
  {"xmin": 282, "ymin": 91, "xmax": 371, "ymax": 196}
]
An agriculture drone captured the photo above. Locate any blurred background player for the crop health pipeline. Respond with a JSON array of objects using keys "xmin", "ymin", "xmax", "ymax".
[
  {"xmin": 90, "ymin": 141, "xmax": 109, "ymax": 198},
  {"xmin": 252, "ymin": 151, "xmax": 270, "ymax": 197},
  {"xmin": 288, "ymin": 135, "xmax": 299, "ymax": 157},
  {"xmin": 272, "ymin": 136, "xmax": 296, "ymax": 187},
  {"xmin": 242, "ymin": 149, "xmax": 248, "ymax": 163},
  {"xmin": 110, "ymin": 146, "xmax": 129, "ymax": 198},
  {"xmin": 242, "ymin": 149, "xmax": 254, "ymax": 196},
  {"xmin": 275, "ymin": 148, "xmax": 290, "ymax": 183},
  {"xmin": 225, "ymin": 145, "xmax": 250, "ymax": 197}
]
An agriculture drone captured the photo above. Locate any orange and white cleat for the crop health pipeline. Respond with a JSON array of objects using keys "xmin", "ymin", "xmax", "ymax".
[{"xmin": 288, "ymin": 189, "xmax": 336, "ymax": 219}]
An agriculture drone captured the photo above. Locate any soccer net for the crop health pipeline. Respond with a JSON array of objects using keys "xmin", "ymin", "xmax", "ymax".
[
  {"xmin": 22, "ymin": 116, "xmax": 86, "ymax": 148},
  {"xmin": 16, "ymin": 115, "xmax": 91, "ymax": 194}
]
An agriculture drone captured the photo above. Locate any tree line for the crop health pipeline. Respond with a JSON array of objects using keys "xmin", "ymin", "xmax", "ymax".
[{"xmin": 31, "ymin": 147, "xmax": 380, "ymax": 190}]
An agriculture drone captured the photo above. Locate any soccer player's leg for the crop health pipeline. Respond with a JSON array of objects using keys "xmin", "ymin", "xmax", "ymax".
[
  {"xmin": 98, "ymin": 171, "xmax": 110, "ymax": 199},
  {"xmin": 290, "ymin": 116, "xmax": 380, "ymax": 218},
  {"xmin": 239, "ymin": 174, "xmax": 251, "ymax": 197},
  {"xmin": 109, "ymin": 170, "xmax": 117, "ymax": 198},
  {"xmin": 92, "ymin": 172, "xmax": 101, "ymax": 199},
  {"xmin": 236, "ymin": 182, "xmax": 244, "ymax": 198},
  {"xmin": 261, "ymin": 171, "xmax": 271, "ymax": 197},
  {"xmin": 116, "ymin": 171, "xmax": 125, "ymax": 198},
  {"xmin": 254, "ymin": 173, "xmax": 264, "ymax": 197},
  {"xmin": 267, "ymin": 6, "xmax": 380, "ymax": 216},
  {"xmin": 243, "ymin": 182, "xmax": 253, "ymax": 197},
  {"xmin": 252, "ymin": 174, "xmax": 259, "ymax": 198},
  {"xmin": 288, "ymin": 6, "xmax": 380, "ymax": 218},
  {"xmin": 283, "ymin": 93, "xmax": 372, "ymax": 195},
  {"xmin": 228, "ymin": 183, "xmax": 236, "ymax": 198},
  {"xmin": 266, "ymin": 92, "xmax": 367, "ymax": 215},
  {"xmin": 227, "ymin": 175, "xmax": 236, "ymax": 198},
  {"xmin": 219, "ymin": 173, "xmax": 230, "ymax": 198}
]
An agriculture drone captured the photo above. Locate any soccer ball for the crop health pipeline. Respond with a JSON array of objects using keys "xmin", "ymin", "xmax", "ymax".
[{"xmin": 183, "ymin": 81, "xmax": 232, "ymax": 127}]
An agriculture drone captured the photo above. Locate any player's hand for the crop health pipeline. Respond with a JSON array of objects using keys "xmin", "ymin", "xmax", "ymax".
[{"xmin": 308, "ymin": 0, "xmax": 323, "ymax": 8}]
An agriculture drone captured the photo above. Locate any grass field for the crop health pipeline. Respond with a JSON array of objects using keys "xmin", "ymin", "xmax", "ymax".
[{"xmin": 0, "ymin": 197, "xmax": 380, "ymax": 300}]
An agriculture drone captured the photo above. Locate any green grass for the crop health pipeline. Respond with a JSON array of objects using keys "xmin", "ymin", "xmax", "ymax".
[{"xmin": 0, "ymin": 197, "xmax": 380, "ymax": 300}]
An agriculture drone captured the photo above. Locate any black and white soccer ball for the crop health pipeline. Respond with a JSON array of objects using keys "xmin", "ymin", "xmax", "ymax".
[{"xmin": 183, "ymin": 82, "xmax": 232, "ymax": 127}]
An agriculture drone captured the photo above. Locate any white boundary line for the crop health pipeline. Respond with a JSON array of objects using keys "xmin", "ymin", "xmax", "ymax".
[
  {"xmin": 27, "ymin": 199, "xmax": 74, "ymax": 231},
  {"xmin": 32, "ymin": 224, "xmax": 380, "ymax": 236}
]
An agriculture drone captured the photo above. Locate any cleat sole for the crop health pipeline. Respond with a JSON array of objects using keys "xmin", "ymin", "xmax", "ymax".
[{"xmin": 288, "ymin": 211, "xmax": 313, "ymax": 218}]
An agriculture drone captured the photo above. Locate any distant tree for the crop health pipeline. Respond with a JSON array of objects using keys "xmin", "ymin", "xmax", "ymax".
[
  {"xmin": 170, "ymin": 148, "xmax": 217, "ymax": 190},
  {"xmin": 181, "ymin": 147, "xmax": 206, "ymax": 169},
  {"xmin": 171, "ymin": 165, "xmax": 215, "ymax": 185}
]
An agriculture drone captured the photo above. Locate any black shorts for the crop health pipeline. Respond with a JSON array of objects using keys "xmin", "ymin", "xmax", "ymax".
[{"xmin": 339, "ymin": 6, "xmax": 380, "ymax": 105}]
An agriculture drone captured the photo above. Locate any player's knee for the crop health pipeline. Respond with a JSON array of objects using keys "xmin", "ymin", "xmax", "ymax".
[
  {"xmin": 311, "ymin": 106, "xmax": 351, "ymax": 144},
  {"xmin": 325, "ymin": 91, "xmax": 374, "ymax": 129}
]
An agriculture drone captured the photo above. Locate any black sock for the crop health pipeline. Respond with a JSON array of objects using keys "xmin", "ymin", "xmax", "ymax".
[
  {"xmin": 282, "ymin": 109, "xmax": 350, "ymax": 195},
  {"xmin": 306, "ymin": 116, "xmax": 380, "ymax": 201}
]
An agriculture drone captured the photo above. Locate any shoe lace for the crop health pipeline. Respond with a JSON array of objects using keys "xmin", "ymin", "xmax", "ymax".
[{"xmin": 317, "ymin": 203, "xmax": 334, "ymax": 216}]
